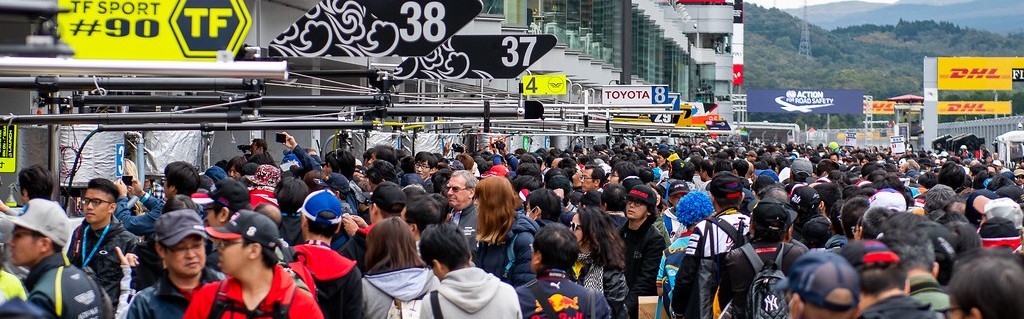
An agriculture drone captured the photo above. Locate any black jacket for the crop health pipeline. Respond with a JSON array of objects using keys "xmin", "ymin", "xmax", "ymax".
[
  {"xmin": 337, "ymin": 224, "xmax": 370, "ymax": 273},
  {"xmin": 515, "ymin": 269, "xmax": 612, "ymax": 319},
  {"xmin": 473, "ymin": 213, "xmax": 539, "ymax": 287},
  {"xmin": 577, "ymin": 263, "xmax": 629, "ymax": 319},
  {"xmin": 294, "ymin": 244, "xmax": 363, "ymax": 318},
  {"xmin": 25, "ymin": 253, "xmax": 112, "ymax": 319},
  {"xmin": 718, "ymin": 242, "xmax": 807, "ymax": 318},
  {"xmin": 621, "ymin": 218, "xmax": 667, "ymax": 319},
  {"xmin": 125, "ymin": 267, "xmax": 222, "ymax": 319},
  {"xmin": 66, "ymin": 220, "xmax": 138, "ymax": 306},
  {"xmin": 858, "ymin": 295, "xmax": 939, "ymax": 319}
]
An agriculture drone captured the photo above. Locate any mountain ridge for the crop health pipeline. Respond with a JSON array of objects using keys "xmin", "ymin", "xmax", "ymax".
[
  {"xmin": 782, "ymin": 0, "xmax": 1024, "ymax": 34},
  {"xmin": 745, "ymin": 3, "xmax": 1024, "ymax": 128}
]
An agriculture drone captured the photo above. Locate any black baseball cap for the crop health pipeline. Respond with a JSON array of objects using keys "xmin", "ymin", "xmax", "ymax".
[
  {"xmin": 802, "ymin": 216, "xmax": 833, "ymax": 246},
  {"xmin": 154, "ymin": 209, "xmax": 207, "ymax": 247},
  {"xmin": 206, "ymin": 210, "xmax": 281, "ymax": 252},
  {"xmin": 627, "ymin": 185, "xmax": 659, "ymax": 208},
  {"xmin": 838, "ymin": 240, "xmax": 900, "ymax": 269},
  {"xmin": 371, "ymin": 181, "xmax": 407, "ymax": 211},
  {"xmin": 193, "ymin": 179, "xmax": 251, "ymax": 213},
  {"xmin": 326, "ymin": 173, "xmax": 350, "ymax": 192},
  {"xmin": 708, "ymin": 173, "xmax": 744, "ymax": 201},
  {"xmin": 789, "ymin": 184, "xmax": 821, "ymax": 213},
  {"xmin": 668, "ymin": 181, "xmax": 690, "ymax": 197},
  {"xmin": 752, "ymin": 198, "xmax": 796, "ymax": 231}
]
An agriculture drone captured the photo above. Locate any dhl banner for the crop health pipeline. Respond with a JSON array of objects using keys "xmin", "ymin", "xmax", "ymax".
[
  {"xmin": 864, "ymin": 101, "xmax": 895, "ymax": 115},
  {"xmin": 937, "ymin": 57, "xmax": 1014, "ymax": 90},
  {"xmin": 937, "ymin": 101, "xmax": 1011, "ymax": 115}
]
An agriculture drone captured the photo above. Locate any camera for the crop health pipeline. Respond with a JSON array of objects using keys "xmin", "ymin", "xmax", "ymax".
[
  {"xmin": 452, "ymin": 143, "xmax": 465, "ymax": 153},
  {"xmin": 237, "ymin": 144, "xmax": 251, "ymax": 152},
  {"xmin": 492, "ymin": 141, "xmax": 506, "ymax": 151}
]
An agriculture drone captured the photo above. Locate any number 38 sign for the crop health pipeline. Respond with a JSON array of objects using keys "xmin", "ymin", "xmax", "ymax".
[
  {"xmin": 58, "ymin": 0, "xmax": 252, "ymax": 60},
  {"xmin": 270, "ymin": 0, "xmax": 482, "ymax": 57}
]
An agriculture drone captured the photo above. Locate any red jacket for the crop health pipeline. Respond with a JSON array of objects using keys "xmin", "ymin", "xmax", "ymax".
[{"xmin": 182, "ymin": 265, "xmax": 324, "ymax": 319}]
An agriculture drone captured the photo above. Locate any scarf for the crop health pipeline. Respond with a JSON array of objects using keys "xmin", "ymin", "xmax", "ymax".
[{"xmin": 577, "ymin": 253, "xmax": 604, "ymax": 293}]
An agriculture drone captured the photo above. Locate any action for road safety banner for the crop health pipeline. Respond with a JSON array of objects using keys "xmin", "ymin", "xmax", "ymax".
[{"xmin": 937, "ymin": 57, "xmax": 1014, "ymax": 91}]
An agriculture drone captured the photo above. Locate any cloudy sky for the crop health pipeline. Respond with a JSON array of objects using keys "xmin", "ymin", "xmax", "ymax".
[{"xmin": 745, "ymin": 0, "xmax": 898, "ymax": 9}]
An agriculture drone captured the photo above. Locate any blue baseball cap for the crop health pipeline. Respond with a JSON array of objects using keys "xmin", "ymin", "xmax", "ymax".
[
  {"xmin": 299, "ymin": 189, "xmax": 345, "ymax": 225},
  {"xmin": 781, "ymin": 252, "xmax": 861, "ymax": 311}
]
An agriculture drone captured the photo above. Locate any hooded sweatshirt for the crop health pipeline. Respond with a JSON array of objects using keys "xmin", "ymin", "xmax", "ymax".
[
  {"xmin": 362, "ymin": 267, "xmax": 439, "ymax": 319},
  {"xmin": 293, "ymin": 244, "xmax": 363, "ymax": 319},
  {"xmin": 420, "ymin": 267, "xmax": 521, "ymax": 319}
]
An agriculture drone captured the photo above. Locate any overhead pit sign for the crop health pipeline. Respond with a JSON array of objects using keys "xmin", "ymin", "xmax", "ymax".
[
  {"xmin": 601, "ymin": 85, "xmax": 670, "ymax": 105},
  {"xmin": 58, "ymin": 0, "xmax": 252, "ymax": 60},
  {"xmin": 747, "ymin": 89, "xmax": 864, "ymax": 114}
]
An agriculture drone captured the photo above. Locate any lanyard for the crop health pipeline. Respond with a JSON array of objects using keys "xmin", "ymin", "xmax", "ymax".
[{"xmin": 81, "ymin": 223, "xmax": 111, "ymax": 267}]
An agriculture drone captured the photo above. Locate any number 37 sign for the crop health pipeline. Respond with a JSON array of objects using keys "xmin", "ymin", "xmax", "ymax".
[{"xmin": 394, "ymin": 34, "xmax": 557, "ymax": 79}]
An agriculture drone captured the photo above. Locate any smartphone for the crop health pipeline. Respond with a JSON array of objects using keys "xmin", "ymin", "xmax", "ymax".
[
  {"xmin": 276, "ymin": 132, "xmax": 287, "ymax": 143},
  {"xmin": 121, "ymin": 176, "xmax": 133, "ymax": 185}
]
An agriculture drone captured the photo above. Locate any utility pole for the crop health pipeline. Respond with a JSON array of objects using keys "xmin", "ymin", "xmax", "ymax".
[
  {"xmin": 620, "ymin": 0, "xmax": 632, "ymax": 85},
  {"xmin": 798, "ymin": 0, "xmax": 812, "ymax": 58}
]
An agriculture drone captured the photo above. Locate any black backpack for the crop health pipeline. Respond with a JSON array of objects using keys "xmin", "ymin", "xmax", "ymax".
[{"xmin": 740, "ymin": 243, "xmax": 788, "ymax": 319}]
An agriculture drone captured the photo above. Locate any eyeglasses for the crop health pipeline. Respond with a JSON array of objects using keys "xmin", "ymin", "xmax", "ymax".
[
  {"xmin": 80, "ymin": 197, "xmax": 113, "ymax": 207},
  {"xmin": 569, "ymin": 222, "xmax": 581, "ymax": 231},
  {"xmin": 167, "ymin": 243, "xmax": 204, "ymax": 255},
  {"xmin": 445, "ymin": 186, "xmax": 473, "ymax": 193},
  {"xmin": 626, "ymin": 201, "xmax": 645, "ymax": 207},
  {"xmin": 215, "ymin": 239, "xmax": 243, "ymax": 250},
  {"xmin": 415, "ymin": 163, "xmax": 431, "ymax": 170}
]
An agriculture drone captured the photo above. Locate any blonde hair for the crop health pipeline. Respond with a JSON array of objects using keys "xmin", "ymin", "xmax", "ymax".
[
  {"xmin": 475, "ymin": 177, "xmax": 519, "ymax": 245},
  {"xmin": 122, "ymin": 159, "xmax": 146, "ymax": 212}
]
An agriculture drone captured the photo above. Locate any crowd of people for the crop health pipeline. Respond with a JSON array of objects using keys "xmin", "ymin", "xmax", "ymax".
[{"xmin": 0, "ymin": 132, "xmax": 1022, "ymax": 319}]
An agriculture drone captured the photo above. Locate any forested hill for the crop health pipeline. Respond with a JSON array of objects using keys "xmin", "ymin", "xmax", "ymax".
[{"xmin": 744, "ymin": 4, "xmax": 1024, "ymax": 127}]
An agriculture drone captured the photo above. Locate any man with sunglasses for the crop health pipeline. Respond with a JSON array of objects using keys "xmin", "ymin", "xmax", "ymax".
[
  {"xmin": 67, "ymin": 178, "xmax": 140, "ymax": 308},
  {"xmin": 127, "ymin": 209, "xmax": 223, "ymax": 319},
  {"xmin": 184, "ymin": 211, "xmax": 323, "ymax": 319},
  {"xmin": 446, "ymin": 170, "xmax": 479, "ymax": 250}
]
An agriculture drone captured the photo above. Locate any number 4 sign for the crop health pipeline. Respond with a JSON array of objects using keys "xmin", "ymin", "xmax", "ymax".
[{"xmin": 521, "ymin": 75, "xmax": 567, "ymax": 95}]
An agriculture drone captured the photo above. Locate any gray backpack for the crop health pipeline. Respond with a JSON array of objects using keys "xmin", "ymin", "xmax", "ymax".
[{"xmin": 740, "ymin": 243, "xmax": 788, "ymax": 319}]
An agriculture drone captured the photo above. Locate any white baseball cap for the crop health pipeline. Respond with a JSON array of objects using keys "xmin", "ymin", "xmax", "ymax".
[{"xmin": 5, "ymin": 199, "xmax": 71, "ymax": 247}]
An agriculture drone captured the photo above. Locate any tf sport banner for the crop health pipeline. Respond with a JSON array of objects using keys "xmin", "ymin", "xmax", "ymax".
[{"xmin": 747, "ymin": 89, "xmax": 864, "ymax": 114}]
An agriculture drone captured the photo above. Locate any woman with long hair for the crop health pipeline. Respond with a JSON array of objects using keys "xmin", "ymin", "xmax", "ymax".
[
  {"xmin": 473, "ymin": 177, "xmax": 539, "ymax": 287},
  {"xmin": 361, "ymin": 218, "xmax": 439, "ymax": 318},
  {"xmin": 572, "ymin": 207, "xmax": 629, "ymax": 319}
]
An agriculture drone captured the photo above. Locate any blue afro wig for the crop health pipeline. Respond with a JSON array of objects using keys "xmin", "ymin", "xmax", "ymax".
[{"xmin": 676, "ymin": 191, "xmax": 714, "ymax": 227}]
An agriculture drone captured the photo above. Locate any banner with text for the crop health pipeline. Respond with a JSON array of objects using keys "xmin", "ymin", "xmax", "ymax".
[
  {"xmin": 864, "ymin": 101, "xmax": 895, "ymax": 115},
  {"xmin": 747, "ymin": 89, "xmax": 864, "ymax": 114},
  {"xmin": 937, "ymin": 101, "xmax": 1012, "ymax": 115},
  {"xmin": 937, "ymin": 57, "xmax": 1015, "ymax": 90}
]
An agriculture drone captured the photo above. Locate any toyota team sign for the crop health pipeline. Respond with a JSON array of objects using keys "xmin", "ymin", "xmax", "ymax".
[
  {"xmin": 602, "ymin": 85, "xmax": 670, "ymax": 105},
  {"xmin": 746, "ymin": 89, "xmax": 864, "ymax": 114}
]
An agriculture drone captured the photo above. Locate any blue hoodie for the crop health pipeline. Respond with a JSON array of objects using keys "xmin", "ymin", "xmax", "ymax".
[{"xmin": 473, "ymin": 213, "xmax": 540, "ymax": 287}]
